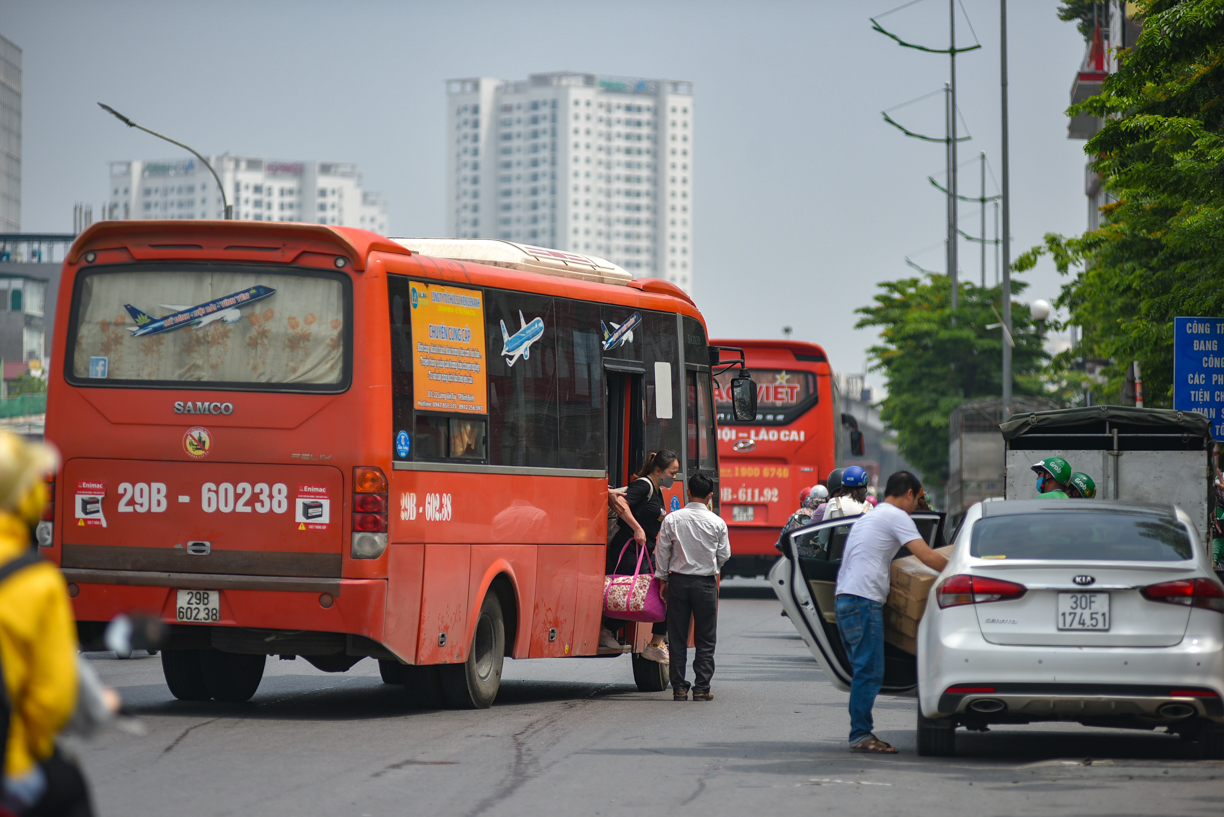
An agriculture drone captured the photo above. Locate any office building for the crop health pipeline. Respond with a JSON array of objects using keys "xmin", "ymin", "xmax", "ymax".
[
  {"xmin": 106, "ymin": 157, "xmax": 389, "ymax": 233},
  {"xmin": 0, "ymin": 35, "xmax": 21, "ymax": 232},
  {"xmin": 446, "ymin": 72, "xmax": 694, "ymax": 293}
]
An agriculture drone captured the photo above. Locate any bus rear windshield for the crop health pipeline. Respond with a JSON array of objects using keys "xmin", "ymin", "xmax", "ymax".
[
  {"xmin": 67, "ymin": 267, "xmax": 348, "ymax": 389},
  {"xmin": 970, "ymin": 512, "xmax": 1193, "ymax": 562},
  {"xmin": 714, "ymin": 369, "xmax": 816, "ymax": 411}
]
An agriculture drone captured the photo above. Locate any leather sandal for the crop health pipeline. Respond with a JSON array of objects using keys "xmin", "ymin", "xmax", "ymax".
[
  {"xmin": 692, "ymin": 692, "xmax": 714, "ymax": 701},
  {"xmin": 850, "ymin": 736, "xmax": 897, "ymax": 754}
]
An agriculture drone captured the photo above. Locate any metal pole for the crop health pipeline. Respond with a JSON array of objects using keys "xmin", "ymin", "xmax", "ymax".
[
  {"xmin": 949, "ymin": 0, "xmax": 958, "ymax": 311},
  {"xmin": 1000, "ymin": 0, "xmax": 1013, "ymax": 413},
  {"xmin": 97, "ymin": 103, "xmax": 232, "ymax": 219},
  {"xmin": 945, "ymin": 83, "xmax": 953, "ymax": 289},
  {"xmin": 980, "ymin": 152, "xmax": 986, "ymax": 288},
  {"xmin": 993, "ymin": 199, "xmax": 1000, "ymax": 286}
]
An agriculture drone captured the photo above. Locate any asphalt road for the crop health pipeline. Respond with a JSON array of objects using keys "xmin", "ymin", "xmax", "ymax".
[{"xmin": 75, "ymin": 579, "xmax": 1223, "ymax": 817}]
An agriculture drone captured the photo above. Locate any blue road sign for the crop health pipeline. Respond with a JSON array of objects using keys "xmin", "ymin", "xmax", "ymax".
[{"xmin": 1173, "ymin": 316, "xmax": 1224, "ymax": 441}]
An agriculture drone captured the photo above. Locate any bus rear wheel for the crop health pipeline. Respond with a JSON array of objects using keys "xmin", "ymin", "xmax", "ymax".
[
  {"xmin": 200, "ymin": 650, "xmax": 266, "ymax": 703},
  {"xmin": 440, "ymin": 592, "xmax": 505, "ymax": 709},
  {"xmin": 162, "ymin": 648, "xmax": 211, "ymax": 701},
  {"xmin": 632, "ymin": 652, "xmax": 669, "ymax": 692}
]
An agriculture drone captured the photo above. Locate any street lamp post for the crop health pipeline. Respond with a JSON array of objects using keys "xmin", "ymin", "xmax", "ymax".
[
  {"xmin": 999, "ymin": 0, "xmax": 1013, "ymax": 414},
  {"xmin": 98, "ymin": 103, "xmax": 232, "ymax": 220}
]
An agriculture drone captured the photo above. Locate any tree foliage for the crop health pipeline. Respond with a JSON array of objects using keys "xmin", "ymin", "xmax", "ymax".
[
  {"xmin": 856, "ymin": 276, "xmax": 1048, "ymax": 485},
  {"xmin": 1058, "ymin": 0, "xmax": 1116, "ymax": 41},
  {"xmin": 6, "ymin": 374, "xmax": 46, "ymax": 396},
  {"xmin": 1017, "ymin": 0, "xmax": 1224, "ymax": 407}
]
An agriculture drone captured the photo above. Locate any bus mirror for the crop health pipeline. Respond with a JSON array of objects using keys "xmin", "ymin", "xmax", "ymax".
[
  {"xmin": 730, "ymin": 373, "xmax": 757, "ymax": 422},
  {"xmin": 849, "ymin": 429, "xmax": 865, "ymax": 457},
  {"xmin": 708, "ymin": 346, "xmax": 721, "ymax": 368}
]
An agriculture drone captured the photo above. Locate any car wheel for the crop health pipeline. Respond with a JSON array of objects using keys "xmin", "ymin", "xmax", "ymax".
[
  {"xmin": 161, "ymin": 648, "xmax": 211, "ymax": 701},
  {"xmin": 632, "ymin": 652, "xmax": 669, "ymax": 692},
  {"xmin": 200, "ymin": 650, "xmax": 266, "ymax": 703},
  {"xmin": 916, "ymin": 710, "xmax": 956, "ymax": 757},
  {"xmin": 440, "ymin": 592, "xmax": 504, "ymax": 709}
]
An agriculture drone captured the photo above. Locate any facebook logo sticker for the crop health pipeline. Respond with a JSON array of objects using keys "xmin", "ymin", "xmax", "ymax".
[{"xmin": 88, "ymin": 357, "xmax": 108, "ymax": 378}]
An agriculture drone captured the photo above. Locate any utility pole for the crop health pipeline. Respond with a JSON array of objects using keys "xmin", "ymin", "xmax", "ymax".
[
  {"xmin": 980, "ymin": 152, "xmax": 986, "ymax": 288},
  {"xmin": 945, "ymin": 83, "xmax": 953, "ymax": 295},
  {"xmin": 949, "ymin": 0, "xmax": 959, "ymax": 310},
  {"xmin": 1000, "ymin": 0, "xmax": 1013, "ymax": 413},
  {"xmin": 993, "ymin": 199, "xmax": 1000, "ymax": 286}
]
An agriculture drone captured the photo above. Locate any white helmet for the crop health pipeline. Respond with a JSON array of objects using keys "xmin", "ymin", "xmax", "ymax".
[{"xmin": 812, "ymin": 484, "xmax": 829, "ymax": 500}]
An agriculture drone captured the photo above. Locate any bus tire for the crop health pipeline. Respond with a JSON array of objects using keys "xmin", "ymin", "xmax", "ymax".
[
  {"xmin": 161, "ymin": 648, "xmax": 212, "ymax": 701},
  {"xmin": 379, "ymin": 659, "xmax": 408, "ymax": 685},
  {"xmin": 440, "ymin": 592, "xmax": 505, "ymax": 709},
  {"xmin": 632, "ymin": 652, "xmax": 669, "ymax": 692},
  {"xmin": 200, "ymin": 650, "xmax": 266, "ymax": 703}
]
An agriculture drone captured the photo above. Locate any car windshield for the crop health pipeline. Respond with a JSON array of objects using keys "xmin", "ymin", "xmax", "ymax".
[
  {"xmin": 971, "ymin": 512, "xmax": 1193, "ymax": 562},
  {"xmin": 68, "ymin": 267, "xmax": 347, "ymax": 389}
]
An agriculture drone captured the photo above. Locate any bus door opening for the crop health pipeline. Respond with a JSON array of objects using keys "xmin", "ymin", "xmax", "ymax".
[{"xmin": 605, "ymin": 370, "xmax": 644, "ymax": 489}]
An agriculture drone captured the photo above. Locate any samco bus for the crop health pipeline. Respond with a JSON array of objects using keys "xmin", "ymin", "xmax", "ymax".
[
  {"xmin": 710, "ymin": 339, "xmax": 847, "ymax": 577},
  {"xmin": 46, "ymin": 222, "xmax": 750, "ymax": 708}
]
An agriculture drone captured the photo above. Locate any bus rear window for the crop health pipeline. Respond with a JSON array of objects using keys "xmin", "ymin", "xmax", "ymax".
[
  {"xmin": 714, "ymin": 369, "xmax": 816, "ymax": 410},
  {"xmin": 67, "ymin": 267, "xmax": 349, "ymax": 389}
]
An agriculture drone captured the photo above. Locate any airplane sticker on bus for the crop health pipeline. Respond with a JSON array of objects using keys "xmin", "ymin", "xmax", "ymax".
[
  {"xmin": 601, "ymin": 312, "xmax": 641, "ymax": 351},
  {"xmin": 500, "ymin": 311, "xmax": 544, "ymax": 367},
  {"xmin": 124, "ymin": 285, "xmax": 277, "ymax": 338}
]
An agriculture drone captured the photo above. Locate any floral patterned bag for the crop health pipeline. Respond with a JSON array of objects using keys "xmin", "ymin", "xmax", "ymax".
[{"xmin": 603, "ymin": 540, "xmax": 667, "ymax": 623}]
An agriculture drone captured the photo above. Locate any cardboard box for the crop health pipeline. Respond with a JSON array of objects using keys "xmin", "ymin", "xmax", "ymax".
[{"xmin": 883, "ymin": 545, "xmax": 954, "ymax": 655}]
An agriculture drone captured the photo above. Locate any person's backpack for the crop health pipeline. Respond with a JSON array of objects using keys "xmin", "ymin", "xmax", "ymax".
[{"xmin": 0, "ymin": 549, "xmax": 44, "ymax": 783}]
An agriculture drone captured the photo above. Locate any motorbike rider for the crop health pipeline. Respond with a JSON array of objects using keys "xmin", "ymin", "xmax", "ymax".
[
  {"xmin": 1032, "ymin": 456, "xmax": 1073, "ymax": 498},
  {"xmin": 1066, "ymin": 472, "xmax": 1096, "ymax": 499},
  {"xmin": 813, "ymin": 469, "xmax": 844, "ymax": 521},
  {"xmin": 823, "ymin": 466, "xmax": 873, "ymax": 520}
]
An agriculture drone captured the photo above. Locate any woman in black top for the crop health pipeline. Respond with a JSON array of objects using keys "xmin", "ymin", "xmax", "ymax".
[{"xmin": 602, "ymin": 450, "xmax": 680, "ymax": 663}]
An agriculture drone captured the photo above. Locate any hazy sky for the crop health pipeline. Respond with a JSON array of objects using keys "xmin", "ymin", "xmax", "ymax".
[{"xmin": 3, "ymin": 0, "xmax": 1089, "ymax": 392}]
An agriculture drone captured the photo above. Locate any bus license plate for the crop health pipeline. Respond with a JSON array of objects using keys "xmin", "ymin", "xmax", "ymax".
[
  {"xmin": 176, "ymin": 589, "xmax": 220, "ymax": 623},
  {"xmin": 732, "ymin": 506, "xmax": 754, "ymax": 522},
  {"xmin": 1057, "ymin": 592, "xmax": 1109, "ymax": 630}
]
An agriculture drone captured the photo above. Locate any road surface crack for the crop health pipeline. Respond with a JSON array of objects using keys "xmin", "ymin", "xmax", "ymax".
[{"xmin": 161, "ymin": 718, "xmax": 218, "ymax": 756}]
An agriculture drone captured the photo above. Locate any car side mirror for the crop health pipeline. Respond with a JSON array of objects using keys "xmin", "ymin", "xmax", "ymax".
[
  {"xmin": 849, "ymin": 429, "xmax": 865, "ymax": 457},
  {"xmin": 730, "ymin": 372, "xmax": 757, "ymax": 422}
]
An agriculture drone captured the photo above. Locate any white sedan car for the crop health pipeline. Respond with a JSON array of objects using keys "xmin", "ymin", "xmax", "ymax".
[{"xmin": 771, "ymin": 499, "xmax": 1224, "ymax": 757}]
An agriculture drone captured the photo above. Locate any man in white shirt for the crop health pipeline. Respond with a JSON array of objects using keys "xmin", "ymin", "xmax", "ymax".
[
  {"xmin": 655, "ymin": 473, "xmax": 730, "ymax": 701},
  {"xmin": 834, "ymin": 471, "xmax": 948, "ymax": 754}
]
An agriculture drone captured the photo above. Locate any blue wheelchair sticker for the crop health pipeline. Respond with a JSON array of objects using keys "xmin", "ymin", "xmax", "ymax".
[
  {"xmin": 395, "ymin": 430, "xmax": 411, "ymax": 458},
  {"xmin": 670, "ymin": 495, "xmax": 681, "ymax": 512}
]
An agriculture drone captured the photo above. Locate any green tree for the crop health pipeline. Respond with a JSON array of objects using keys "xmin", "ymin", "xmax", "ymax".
[
  {"xmin": 1017, "ymin": 0, "xmax": 1224, "ymax": 407},
  {"xmin": 6, "ymin": 374, "xmax": 46, "ymax": 397},
  {"xmin": 856, "ymin": 275, "xmax": 1048, "ymax": 486}
]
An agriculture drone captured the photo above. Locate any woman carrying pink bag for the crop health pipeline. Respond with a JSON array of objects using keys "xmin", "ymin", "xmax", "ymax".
[{"xmin": 601, "ymin": 450, "xmax": 679, "ymax": 663}]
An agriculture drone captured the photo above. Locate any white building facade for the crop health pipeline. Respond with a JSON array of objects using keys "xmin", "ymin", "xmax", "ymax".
[
  {"xmin": 106, "ymin": 156, "xmax": 388, "ymax": 233},
  {"xmin": 0, "ymin": 35, "xmax": 21, "ymax": 232},
  {"xmin": 446, "ymin": 73, "xmax": 694, "ymax": 293}
]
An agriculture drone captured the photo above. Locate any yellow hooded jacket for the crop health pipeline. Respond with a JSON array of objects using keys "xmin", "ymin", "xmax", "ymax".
[{"xmin": 0, "ymin": 513, "xmax": 78, "ymax": 779}]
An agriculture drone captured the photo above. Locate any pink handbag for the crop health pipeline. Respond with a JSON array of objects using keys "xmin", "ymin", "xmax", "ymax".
[{"xmin": 603, "ymin": 540, "xmax": 667, "ymax": 623}]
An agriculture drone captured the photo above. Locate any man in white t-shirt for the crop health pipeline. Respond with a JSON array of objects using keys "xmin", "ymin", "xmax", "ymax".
[{"xmin": 833, "ymin": 471, "xmax": 948, "ymax": 754}]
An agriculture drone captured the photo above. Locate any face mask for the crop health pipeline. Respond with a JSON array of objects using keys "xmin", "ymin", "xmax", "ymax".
[
  {"xmin": 1036, "ymin": 477, "xmax": 1045, "ymax": 493},
  {"xmin": 659, "ymin": 473, "xmax": 675, "ymax": 489}
]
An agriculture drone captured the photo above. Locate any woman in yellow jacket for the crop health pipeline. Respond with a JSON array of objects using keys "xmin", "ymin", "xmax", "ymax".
[{"xmin": 0, "ymin": 433, "xmax": 91, "ymax": 816}]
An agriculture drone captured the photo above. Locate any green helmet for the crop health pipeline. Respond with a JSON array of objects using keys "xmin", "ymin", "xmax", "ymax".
[
  {"xmin": 1032, "ymin": 456, "xmax": 1072, "ymax": 486},
  {"xmin": 1068, "ymin": 472, "xmax": 1096, "ymax": 499}
]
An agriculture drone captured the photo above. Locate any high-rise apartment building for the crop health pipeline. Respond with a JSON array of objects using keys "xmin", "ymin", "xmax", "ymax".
[
  {"xmin": 106, "ymin": 156, "xmax": 389, "ymax": 233},
  {"xmin": 0, "ymin": 35, "xmax": 21, "ymax": 232},
  {"xmin": 446, "ymin": 73, "xmax": 694, "ymax": 293}
]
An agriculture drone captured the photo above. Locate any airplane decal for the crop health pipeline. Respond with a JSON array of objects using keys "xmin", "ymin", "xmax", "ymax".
[
  {"xmin": 500, "ymin": 310, "xmax": 544, "ymax": 367},
  {"xmin": 124, "ymin": 285, "xmax": 277, "ymax": 338},
  {"xmin": 601, "ymin": 311, "xmax": 642, "ymax": 352}
]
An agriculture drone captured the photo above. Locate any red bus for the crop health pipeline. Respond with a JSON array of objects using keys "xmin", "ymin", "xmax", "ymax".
[
  {"xmin": 710, "ymin": 340, "xmax": 842, "ymax": 577},
  {"xmin": 47, "ymin": 221, "xmax": 740, "ymax": 707}
]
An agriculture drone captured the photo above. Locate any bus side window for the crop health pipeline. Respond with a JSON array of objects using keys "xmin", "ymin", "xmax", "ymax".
[
  {"xmin": 642, "ymin": 311, "xmax": 683, "ymax": 467},
  {"xmin": 388, "ymin": 276, "xmax": 414, "ymax": 460},
  {"xmin": 686, "ymin": 370, "xmax": 715, "ymax": 474},
  {"xmin": 485, "ymin": 291, "xmax": 559, "ymax": 469},
  {"xmin": 556, "ymin": 299, "xmax": 604, "ymax": 470}
]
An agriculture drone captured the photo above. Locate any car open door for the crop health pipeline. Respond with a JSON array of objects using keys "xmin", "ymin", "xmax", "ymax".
[{"xmin": 769, "ymin": 511, "xmax": 945, "ymax": 694}]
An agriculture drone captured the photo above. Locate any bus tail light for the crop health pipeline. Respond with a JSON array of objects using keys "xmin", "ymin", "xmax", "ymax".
[
  {"xmin": 351, "ymin": 467, "xmax": 388, "ymax": 559},
  {"xmin": 35, "ymin": 473, "xmax": 54, "ymax": 548}
]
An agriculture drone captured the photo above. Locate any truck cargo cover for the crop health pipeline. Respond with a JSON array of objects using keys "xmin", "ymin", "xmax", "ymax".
[{"xmin": 999, "ymin": 406, "xmax": 1212, "ymax": 443}]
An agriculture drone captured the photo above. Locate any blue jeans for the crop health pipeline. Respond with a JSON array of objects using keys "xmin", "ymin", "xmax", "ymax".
[{"xmin": 835, "ymin": 593, "xmax": 885, "ymax": 745}]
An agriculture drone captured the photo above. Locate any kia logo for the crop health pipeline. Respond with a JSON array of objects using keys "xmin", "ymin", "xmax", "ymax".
[
  {"xmin": 733, "ymin": 439, "xmax": 756, "ymax": 452},
  {"xmin": 1073, "ymin": 575, "xmax": 1095, "ymax": 586}
]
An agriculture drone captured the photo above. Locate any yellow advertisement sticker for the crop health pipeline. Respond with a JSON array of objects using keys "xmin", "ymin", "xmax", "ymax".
[{"xmin": 410, "ymin": 283, "xmax": 487, "ymax": 414}]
